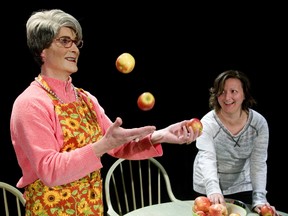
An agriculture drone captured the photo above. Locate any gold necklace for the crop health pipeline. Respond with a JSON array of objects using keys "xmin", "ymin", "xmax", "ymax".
[{"xmin": 35, "ymin": 77, "xmax": 78, "ymax": 104}]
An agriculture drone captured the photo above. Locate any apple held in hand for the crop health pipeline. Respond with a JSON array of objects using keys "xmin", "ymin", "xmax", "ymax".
[
  {"xmin": 260, "ymin": 204, "xmax": 275, "ymax": 216},
  {"xmin": 116, "ymin": 52, "xmax": 135, "ymax": 74},
  {"xmin": 186, "ymin": 118, "xmax": 203, "ymax": 134},
  {"xmin": 137, "ymin": 92, "xmax": 155, "ymax": 111}
]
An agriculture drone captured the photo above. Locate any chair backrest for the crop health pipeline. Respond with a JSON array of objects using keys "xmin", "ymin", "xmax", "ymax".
[
  {"xmin": 0, "ymin": 181, "xmax": 25, "ymax": 216},
  {"xmin": 104, "ymin": 157, "xmax": 180, "ymax": 216}
]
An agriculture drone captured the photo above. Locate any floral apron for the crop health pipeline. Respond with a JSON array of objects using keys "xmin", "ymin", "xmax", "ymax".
[{"xmin": 24, "ymin": 77, "xmax": 104, "ymax": 216}]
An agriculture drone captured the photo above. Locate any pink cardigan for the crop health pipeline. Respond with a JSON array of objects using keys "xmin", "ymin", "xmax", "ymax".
[{"xmin": 10, "ymin": 76, "xmax": 163, "ymax": 188}]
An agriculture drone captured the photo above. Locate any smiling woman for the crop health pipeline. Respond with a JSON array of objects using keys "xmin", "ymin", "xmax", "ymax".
[
  {"xmin": 192, "ymin": 70, "xmax": 280, "ymax": 215},
  {"xmin": 9, "ymin": 8, "xmax": 201, "ymax": 216}
]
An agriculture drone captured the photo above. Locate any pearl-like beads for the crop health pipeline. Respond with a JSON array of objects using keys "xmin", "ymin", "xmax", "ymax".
[{"xmin": 35, "ymin": 77, "xmax": 78, "ymax": 104}]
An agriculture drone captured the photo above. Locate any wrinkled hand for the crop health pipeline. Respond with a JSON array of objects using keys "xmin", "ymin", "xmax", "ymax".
[
  {"xmin": 103, "ymin": 117, "xmax": 156, "ymax": 149},
  {"xmin": 151, "ymin": 120, "xmax": 200, "ymax": 145},
  {"xmin": 253, "ymin": 203, "xmax": 280, "ymax": 216},
  {"xmin": 208, "ymin": 193, "xmax": 226, "ymax": 205}
]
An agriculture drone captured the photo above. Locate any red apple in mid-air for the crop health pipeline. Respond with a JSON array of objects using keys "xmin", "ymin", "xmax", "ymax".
[
  {"xmin": 137, "ymin": 92, "xmax": 155, "ymax": 111},
  {"xmin": 115, "ymin": 52, "xmax": 135, "ymax": 74},
  {"xmin": 260, "ymin": 204, "xmax": 275, "ymax": 216},
  {"xmin": 209, "ymin": 203, "xmax": 228, "ymax": 216},
  {"xmin": 193, "ymin": 196, "xmax": 211, "ymax": 213},
  {"xmin": 186, "ymin": 118, "xmax": 203, "ymax": 134}
]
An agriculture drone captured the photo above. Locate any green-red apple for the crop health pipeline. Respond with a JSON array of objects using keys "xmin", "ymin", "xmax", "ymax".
[
  {"xmin": 194, "ymin": 210, "xmax": 208, "ymax": 216},
  {"xmin": 193, "ymin": 196, "xmax": 211, "ymax": 213},
  {"xmin": 137, "ymin": 92, "xmax": 155, "ymax": 111},
  {"xmin": 186, "ymin": 118, "xmax": 203, "ymax": 134},
  {"xmin": 208, "ymin": 203, "xmax": 228, "ymax": 216},
  {"xmin": 260, "ymin": 205, "xmax": 275, "ymax": 216},
  {"xmin": 115, "ymin": 52, "xmax": 135, "ymax": 74}
]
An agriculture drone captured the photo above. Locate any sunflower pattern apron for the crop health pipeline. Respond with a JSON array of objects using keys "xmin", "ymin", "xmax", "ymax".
[{"xmin": 24, "ymin": 77, "xmax": 104, "ymax": 216}]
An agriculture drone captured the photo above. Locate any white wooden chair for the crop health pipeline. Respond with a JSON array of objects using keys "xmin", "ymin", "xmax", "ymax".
[
  {"xmin": 0, "ymin": 181, "xmax": 25, "ymax": 216},
  {"xmin": 104, "ymin": 157, "xmax": 180, "ymax": 216}
]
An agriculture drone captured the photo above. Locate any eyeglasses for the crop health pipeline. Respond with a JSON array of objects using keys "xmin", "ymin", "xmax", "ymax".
[{"xmin": 54, "ymin": 36, "xmax": 84, "ymax": 49}]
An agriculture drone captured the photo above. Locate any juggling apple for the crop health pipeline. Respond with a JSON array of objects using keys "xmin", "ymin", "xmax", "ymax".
[
  {"xmin": 260, "ymin": 204, "xmax": 275, "ymax": 216},
  {"xmin": 137, "ymin": 92, "xmax": 155, "ymax": 111},
  {"xmin": 186, "ymin": 118, "xmax": 203, "ymax": 134},
  {"xmin": 115, "ymin": 52, "xmax": 135, "ymax": 73},
  {"xmin": 209, "ymin": 203, "xmax": 228, "ymax": 216}
]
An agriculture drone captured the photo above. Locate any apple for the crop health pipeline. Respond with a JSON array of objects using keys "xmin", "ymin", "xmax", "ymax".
[
  {"xmin": 229, "ymin": 213, "xmax": 241, "ymax": 216},
  {"xmin": 209, "ymin": 203, "xmax": 228, "ymax": 216},
  {"xmin": 137, "ymin": 92, "xmax": 155, "ymax": 111},
  {"xmin": 193, "ymin": 196, "xmax": 211, "ymax": 213},
  {"xmin": 115, "ymin": 52, "xmax": 135, "ymax": 73},
  {"xmin": 186, "ymin": 118, "xmax": 203, "ymax": 134},
  {"xmin": 194, "ymin": 210, "xmax": 207, "ymax": 216},
  {"xmin": 260, "ymin": 204, "xmax": 275, "ymax": 216}
]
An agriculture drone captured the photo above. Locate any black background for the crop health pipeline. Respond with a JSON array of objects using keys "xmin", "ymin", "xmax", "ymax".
[{"xmin": 1, "ymin": 2, "xmax": 287, "ymax": 214}]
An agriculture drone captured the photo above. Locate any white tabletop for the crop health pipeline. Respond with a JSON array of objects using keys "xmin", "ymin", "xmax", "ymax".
[
  {"xmin": 124, "ymin": 200, "xmax": 194, "ymax": 216},
  {"xmin": 123, "ymin": 200, "xmax": 288, "ymax": 216}
]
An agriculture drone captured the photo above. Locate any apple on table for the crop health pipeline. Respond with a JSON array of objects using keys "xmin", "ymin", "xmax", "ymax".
[
  {"xmin": 194, "ymin": 210, "xmax": 208, "ymax": 216},
  {"xmin": 260, "ymin": 204, "xmax": 275, "ymax": 216},
  {"xmin": 229, "ymin": 213, "xmax": 241, "ymax": 216},
  {"xmin": 193, "ymin": 196, "xmax": 211, "ymax": 213},
  {"xmin": 209, "ymin": 203, "xmax": 228, "ymax": 216}
]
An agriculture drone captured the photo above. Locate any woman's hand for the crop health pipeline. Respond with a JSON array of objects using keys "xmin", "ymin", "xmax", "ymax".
[
  {"xmin": 253, "ymin": 203, "xmax": 280, "ymax": 216},
  {"xmin": 207, "ymin": 193, "xmax": 226, "ymax": 205},
  {"xmin": 151, "ymin": 120, "xmax": 201, "ymax": 145},
  {"xmin": 92, "ymin": 117, "xmax": 156, "ymax": 156},
  {"xmin": 104, "ymin": 117, "xmax": 156, "ymax": 148}
]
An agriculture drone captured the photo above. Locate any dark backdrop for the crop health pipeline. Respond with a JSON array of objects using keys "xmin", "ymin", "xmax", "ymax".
[{"xmin": 1, "ymin": 2, "xmax": 286, "ymax": 214}]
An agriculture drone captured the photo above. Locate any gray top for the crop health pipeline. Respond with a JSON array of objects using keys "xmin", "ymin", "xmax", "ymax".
[{"xmin": 193, "ymin": 109, "xmax": 269, "ymax": 208}]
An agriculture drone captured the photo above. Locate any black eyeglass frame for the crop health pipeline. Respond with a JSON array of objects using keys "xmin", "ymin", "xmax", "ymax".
[{"xmin": 54, "ymin": 36, "xmax": 84, "ymax": 49}]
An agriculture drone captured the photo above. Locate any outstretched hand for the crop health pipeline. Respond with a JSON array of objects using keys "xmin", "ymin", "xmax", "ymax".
[
  {"xmin": 94, "ymin": 118, "xmax": 201, "ymax": 157},
  {"xmin": 103, "ymin": 117, "xmax": 156, "ymax": 149}
]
